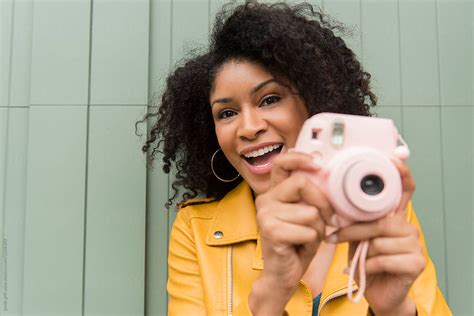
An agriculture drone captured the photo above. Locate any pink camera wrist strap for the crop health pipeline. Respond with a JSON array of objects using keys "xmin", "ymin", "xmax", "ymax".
[{"xmin": 347, "ymin": 240, "xmax": 369, "ymax": 303}]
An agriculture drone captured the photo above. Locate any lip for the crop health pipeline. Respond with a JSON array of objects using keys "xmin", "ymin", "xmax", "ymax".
[
  {"xmin": 239, "ymin": 142, "xmax": 283, "ymax": 156},
  {"xmin": 242, "ymin": 158, "xmax": 274, "ymax": 175}
]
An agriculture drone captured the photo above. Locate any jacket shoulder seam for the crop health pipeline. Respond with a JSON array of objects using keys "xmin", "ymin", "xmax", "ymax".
[{"xmin": 179, "ymin": 198, "xmax": 220, "ymax": 219}]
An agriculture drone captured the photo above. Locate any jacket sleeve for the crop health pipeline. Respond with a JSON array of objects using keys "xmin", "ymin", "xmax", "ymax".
[
  {"xmin": 167, "ymin": 208, "xmax": 207, "ymax": 316},
  {"xmin": 405, "ymin": 203, "xmax": 452, "ymax": 316}
]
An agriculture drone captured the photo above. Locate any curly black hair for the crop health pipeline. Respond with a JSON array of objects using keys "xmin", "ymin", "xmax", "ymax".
[{"xmin": 138, "ymin": 2, "xmax": 377, "ymax": 208}]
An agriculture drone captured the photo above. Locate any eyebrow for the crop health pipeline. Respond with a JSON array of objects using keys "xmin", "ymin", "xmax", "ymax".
[
  {"xmin": 250, "ymin": 79, "xmax": 277, "ymax": 94},
  {"xmin": 210, "ymin": 78, "xmax": 278, "ymax": 107}
]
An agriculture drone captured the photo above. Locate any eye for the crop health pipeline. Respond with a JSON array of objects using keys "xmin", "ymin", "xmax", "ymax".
[
  {"xmin": 218, "ymin": 109, "xmax": 237, "ymax": 119},
  {"xmin": 261, "ymin": 95, "xmax": 281, "ymax": 107}
]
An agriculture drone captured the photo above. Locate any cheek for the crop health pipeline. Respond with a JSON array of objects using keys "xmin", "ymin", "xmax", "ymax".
[
  {"xmin": 286, "ymin": 114, "xmax": 308, "ymax": 146},
  {"xmin": 215, "ymin": 126, "xmax": 236, "ymax": 158}
]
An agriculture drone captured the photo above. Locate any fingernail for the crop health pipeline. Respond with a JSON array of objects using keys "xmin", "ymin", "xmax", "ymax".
[
  {"xmin": 326, "ymin": 234, "xmax": 337, "ymax": 243},
  {"xmin": 330, "ymin": 215, "xmax": 340, "ymax": 228}
]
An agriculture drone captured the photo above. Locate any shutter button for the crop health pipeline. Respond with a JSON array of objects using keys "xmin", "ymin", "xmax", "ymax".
[{"xmin": 213, "ymin": 231, "xmax": 223, "ymax": 239}]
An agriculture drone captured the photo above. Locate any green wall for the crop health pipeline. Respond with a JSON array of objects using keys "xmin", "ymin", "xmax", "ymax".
[{"xmin": 1, "ymin": 0, "xmax": 472, "ymax": 315}]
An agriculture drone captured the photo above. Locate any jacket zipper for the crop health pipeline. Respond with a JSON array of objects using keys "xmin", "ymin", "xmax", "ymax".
[{"xmin": 228, "ymin": 246, "xmax": 233, "ymax": 316}]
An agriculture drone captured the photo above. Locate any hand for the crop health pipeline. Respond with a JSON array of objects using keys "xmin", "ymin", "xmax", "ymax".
[
  {"xmin": 326, "ymin": 160, "xmax": 423, "ymax": 316},
  {"xmin": 249, "ymin": 152, "xmax": 335, "ymax": 315}
]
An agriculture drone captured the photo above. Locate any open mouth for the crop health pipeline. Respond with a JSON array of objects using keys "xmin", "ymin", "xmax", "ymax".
[{"xmin": 242, "ymin": 144, "xmax": 283, "ymax": 167}]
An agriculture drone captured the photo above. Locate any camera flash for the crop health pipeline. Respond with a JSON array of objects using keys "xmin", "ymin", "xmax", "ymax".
[{"xmin": 331, "ymin": 120, "xmax": 345, "ymax": 147}]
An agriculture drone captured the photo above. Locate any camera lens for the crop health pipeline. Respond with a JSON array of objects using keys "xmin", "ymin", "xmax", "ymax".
[{"xmin": 360, "ymin": 175, "xmax": 384, "ymax": 195}]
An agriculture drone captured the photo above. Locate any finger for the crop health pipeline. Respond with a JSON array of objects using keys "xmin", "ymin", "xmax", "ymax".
[
  {"xmin": 293, "ymin": 175, "xmax": 336, "ymax": 227},
  {"xmin": 367, "ymin": 236, "xmax": 421, "ymax": 257},
  {"xmin": 272, "ymin": 204, "xmax": 322, "ymax": 227},
  {"xmin": 260, "ymin": 219, "xmax": 321, "ymax": 246},
  {"xmin": 365, "ymin": 253, "xmax": 426, "ymax": 277},
  {"xmin": 262, "ymin": 173, "xmax": 336, "ymax": 228},
  {"xmin": 272, "ymin": 204, "xmax": 327, "ymax": 240},
  {"xmin": 271, "ymin": 152, "xmax": 320, "ymax": 186},
  {"xmin": 326, "ymin": 216, "xmax": 417, "ymax": 243},
  {"xmin": 391, "ymin": 159, "xmax": 415, "ymax": 214}
]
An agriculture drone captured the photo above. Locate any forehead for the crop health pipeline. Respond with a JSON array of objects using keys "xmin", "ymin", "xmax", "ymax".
[{"xmin": 211, "ymin": 60, "xmax": 273, "ymax": 93}]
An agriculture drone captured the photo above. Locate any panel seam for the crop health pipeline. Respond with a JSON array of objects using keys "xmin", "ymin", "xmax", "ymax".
[
  {"xmin": 82, "ymin": 0, "xmax": 94, "ymax": 314},
  {"xmin": 434, "ymin": 0, "xmax": 449, "ymax": 302},
  {"xmin": 144, "ymin": 0, "xmax": 153, "ymax": 314},
  {"xmin": 397, "ymin": 0, "xmax": 404, "ymax": 132},
  {"xmin": 166, "ymin": 1, "xmax": 174, "ymax": 313}
]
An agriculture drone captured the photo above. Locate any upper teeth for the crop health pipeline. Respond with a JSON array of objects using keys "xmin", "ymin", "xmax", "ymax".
[{"xmin": 244, "ymin": 144, "xmax": 282, "ymax": 158}]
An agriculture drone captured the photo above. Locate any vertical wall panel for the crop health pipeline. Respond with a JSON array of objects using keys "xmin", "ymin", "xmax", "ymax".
[
  {"xmin": 323, "ymin": 0, "xmax": 362, "ymax": 58},
  {"xmin": 23, "ymin": 106, "xmax": 87, "ymax": 316},
  {"xmin": 399, "ymin": 0, "xmax": 439, "ymax": 106},
  {"xmin": 85, "ymin": 1, "xmax": 149, "ymax": 313},
  {"xmin": 171, "ymin": 0, "xmax": 209, "ymax": 64},
  {"xmin": 84, "ymin": 106, "xmax": 146, "ymax": 316},
  {"xmin": 146, "ymin": 0, "xmax": 172, "ymax": 314},
  {"xmin": 437, "ymin": 0, "xmax": 472, "ymax": 106},
  {"xmin": 145, "ymin": 151, "xmax": 169, "ymax": 316},
  {"xmin": 1, "ymin": 108, "xmax": 28, "ymax": 315},
  {"xmin": 168, "ymin": 0, "xmax": 210, "ymax": 229},
  {"xmin": 0, "ymin": 109, "xmax": 8, "ymax": 313},
  {"xmin": 361, "ymin": 0, "xmax": 401, "ymax": 106},
  {"xmin": 1, "ymin": 0, "xmax": 14, "ymax": 107},
  {"xmin": 402, "ymin": 107, "xmax": 447, "ymax": 295},
  {"xmin": 9, "ymin": 0, "xmax": 33, "ymax": 107},
  {"xmin": 30, "ymin": 0, "xmax": 91, "ymax": 105},
  {"xmin": 0, "ymin": 2, "xmax": 14, "ymax": 309},
  {"xmin": 90, "ymin": 0, "xmax": 149, "ymax": 105},
  {"xmin": 441, "ymin": 107, "xmax": 473, "ymax": 315}
]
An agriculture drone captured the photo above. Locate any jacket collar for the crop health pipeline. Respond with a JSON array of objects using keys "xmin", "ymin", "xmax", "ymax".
[{"xmin": 206, "ymin": 181, "xmax": 259, "ymax": 246}]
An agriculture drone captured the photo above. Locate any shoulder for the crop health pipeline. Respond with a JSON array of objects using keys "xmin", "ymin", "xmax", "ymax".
[{"xmin": 176, "ymin": 197, "xmax": 220, "ymax": 221}]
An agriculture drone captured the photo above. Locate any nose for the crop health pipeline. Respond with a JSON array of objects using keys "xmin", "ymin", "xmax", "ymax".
[{"xmin": 237, "ymin": 108, "xmax": 268, "ymax": 140}]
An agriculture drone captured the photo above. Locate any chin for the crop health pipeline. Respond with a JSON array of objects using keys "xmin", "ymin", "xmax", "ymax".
[{"xmin": 247, "ymin": 175, "xmax": 271, "ymax": 198}]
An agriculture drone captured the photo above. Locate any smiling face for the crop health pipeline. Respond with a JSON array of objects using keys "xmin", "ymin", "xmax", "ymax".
[{"xmin": 210, "ymin": 60, "xmax": 310, "ymax": 196}]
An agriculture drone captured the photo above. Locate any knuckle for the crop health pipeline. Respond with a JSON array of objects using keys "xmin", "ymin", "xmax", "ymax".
[
  {"xmin": 408, "ymin": 225, "xmax": 419, "ymax": 238},
  {"xmin": 371, "ymin": 238, "xmax": 382, "ymax": 252},
  {"xmin": 414, "ymin": 254, "xmax": 426, "ymax": 273},
  {"xmin": 261, "ymin": 220, "xmax": 277, "ymax": 238},
  {"xmin": 415, "ymin": 239, "xmax": 424, "ymax": 253},
  {"xmin": 296, "ymin": 174, "xmax": 308, "ymax": 187},
  {"xmin": 314, "ymin": 208, "xmax": 322, "ymax": 222},
  {"xmin": 318, "ymin": 198, "xmax": 331, "ymax": 214},
  {"xmin": 307, "ymin": 229, "xmax": 318, "ymax": 242},
  {"xmin": 298, "ymin": 175, "xmax": 308, "ymax": 188},
  {"xmin": 307, "ymin": 206, "xmax": 320, "ymax": 222},
  {"xmin": 372, "ymin": 256, "xmax": 385, "ymax": 270}
]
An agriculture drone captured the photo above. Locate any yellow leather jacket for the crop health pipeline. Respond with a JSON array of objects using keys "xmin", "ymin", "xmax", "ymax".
[{"xmin": 167, "ymin": 181, "xmax": 451, "ymax": 315}]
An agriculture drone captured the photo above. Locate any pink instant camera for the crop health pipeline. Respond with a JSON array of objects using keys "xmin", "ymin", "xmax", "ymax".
[
  {"xmin": 293, "ymin": 112, "xmax": 411, "ymax": 302},
  {"xmin": 293, "ymin": 112, "xmax": 410, "ymax": 227}
]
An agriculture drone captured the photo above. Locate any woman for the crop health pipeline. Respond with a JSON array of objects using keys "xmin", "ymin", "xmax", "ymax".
[{"xmin": 142, "ymin": 3, "xmax": 450, "ymax": 315}]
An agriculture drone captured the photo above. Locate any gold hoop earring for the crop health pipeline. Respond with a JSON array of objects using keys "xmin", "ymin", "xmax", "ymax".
[{"xmin": 211, "ymin": 149, "xmax": 240, "ymax": 183}]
